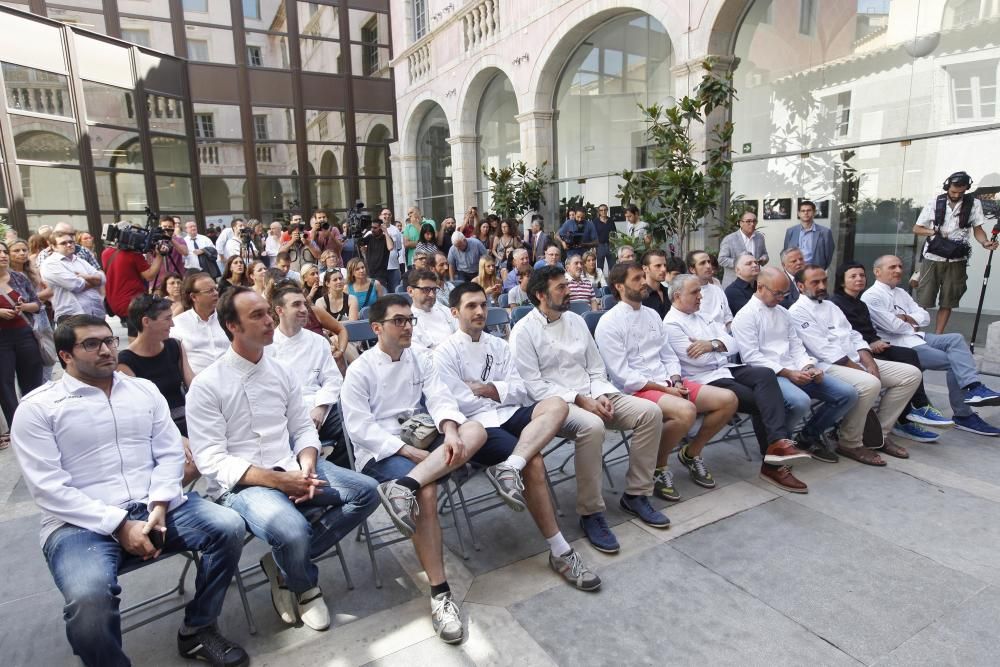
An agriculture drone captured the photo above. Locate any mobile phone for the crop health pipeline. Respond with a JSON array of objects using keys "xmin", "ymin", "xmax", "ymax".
[{"xmin": 148, "ymin": 528, "xmax": 165, "ymax": 550}]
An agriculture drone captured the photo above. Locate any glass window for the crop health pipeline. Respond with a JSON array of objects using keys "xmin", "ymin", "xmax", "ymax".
[
  {"xmin": 351, "ymin": 44, "xmax": 390, "ymax": 78},
  {"xmin": 95, "ymin": 170, "xmax": 147, "ymax": 211},
  {"xmin": 243, "ymin": 0, "xmax": 261, "ymax": 22},
  {"xmin": 120, "ymin": 28, "xmax": 150, "ymax": 47},
  {"xmin": 306, "ymin": 109, "xmax": 347, "ymax": 142},
  {"xmin": 252, "ymin": 106, "xmax": 295, "ymax": 140},
  {"xmin": 258, "ymin": 176, "xmax": 300, "ymax": 211},
  {"xmin": 83, "ymin": 81, "xmax": 137, "ymax": 127},
  {"xmin": 353, "ymin": 112, "xmax": 394, "ymax": 142},
  {"xmin": 196, "ymin": 141, "xmax": 245, "ymax": 174},
  {"xmin": 356, "ymin": 144, "xmax": 388, "ymax": 178},
  {"xmin": 477, "ymin": 73, "xmax": 520, "ymax": 203},
  {"xmin": 117, "ymin": 0, "xmax": 171, "ymax": 19},
  {"xmin": 119, "ymin": 18, "xmax": 174, "ymax": 53},
  {"xmin": 0, "ymin": 13, "xmax": 67, "ymax": 75},
  {"xmin": 358, "ymin": 178, "xmax": 388, "ymax": 208},
  {"xmin": 256, "ymin": 142, "xmax": 298, "ymax": 175},
  {"xmin": 415, "ymin": 103, "xmax": 452, "ymax": 223},
  {"xmin": 20, "ymin": 165, "xmax": 86, "ymax": 209},
  {"xmin": 244, "ymin": 32, "xmax": 289, "ymax": 69},
  {"xmin": 300, "ymin": 38, "xmax": 343, "ymax": 74},
  {"xmin": 349, "ymin": 10, "xmax": 389, "ymax": 43},
  {"xmin": 26, "ymin": 213, "xmax": 89, "ymax": 234},
  {"xmin": 200, "ymin": 176, "xmax": 248, "ymax": 212},
  {"xmin": 156, "ymin": 174, "xmax": 194, "ymax": 209},
  {"xmin": 3, "ymin": 63, "xmax": 72, "ymax": 118},
  {"xmin": 413, "ymin": 0, "xmax": 427, "ymax": 40},
  {"xmin": 555, "ymin": 13, "xmax": 672, "ymax": 181},
  {"xmin": 182, "ymin": 0, "xmax": 207, "ymax": 12},
  {"xmin": 798, "ymin": 0, "xmax": 816, "ymax": 36},
  {"xmin": 11, "ymin": 116, "xmax": 79, "ymax": 164},
  {"xmin": 184, "ymin": 26, "xmax": 236, "ymax": 64},
  {"xmin": 298, "ymin": 2, "xmax": 338, "ymax": 39},
  {"xmin": 147, "ymin": 94, "xmax": 185, "ymax": 135},
  {"xmin": 306, "ymin": 143, "xmax": 345, "ymax": 176},
  {"xmin": 88, "ymin": 128, "xmax": 142, "ymax": 168},
  {"xmin": 183, "ymin": 0, "xmax": 231, "ymax": 25},
  {"xmin": 151, "ymin": 135, "xmax": 192, "ymax": 173},
  {"xmin": 75, "ymin": 35, "xmax": 133, "ymax": 88},
  {"xmin": 47, "ymin": 6, "xmax": 107, "ymax": 34},
  {"xmin": 310, "ymin": 178, "xmax": 347, "ymax": 211},
  {"xmin": 194, "ymin": 113, "xmax": 214, "ymax": 138},
  {"xmin": 948, "ymin": 60, "xmax": 998, "ymax": 121},
  {"xmin": 137, "ymin": 53, "xmax": 184, "ymax": 96},
  {"xmin": 192, "ymin": 103, "xmax": 242, "ymax": 139}
]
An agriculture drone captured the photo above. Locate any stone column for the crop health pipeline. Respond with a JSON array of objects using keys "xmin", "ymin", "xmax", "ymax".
[
  {"xmin": 516, "ymin": 110, "xmax": 555, "ymax": 224},
  {"xmin": 447, "ymin": 134, "xmax": 479, "ymax": 217},
  {"xmin": 390, "ymin": 149, "xmax": 418, "ymax": 215}
]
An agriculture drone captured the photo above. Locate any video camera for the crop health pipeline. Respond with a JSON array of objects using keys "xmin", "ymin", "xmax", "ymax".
[
  {"xmin": 346, "ymin": 200, "xmax": 373, "ymax": 240},
  {"xmin": 100, "ymin": 207, "xmax": 172, "ymax": 255}
]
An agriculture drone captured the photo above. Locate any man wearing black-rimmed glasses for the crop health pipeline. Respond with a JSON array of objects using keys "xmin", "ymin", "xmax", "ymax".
[{"xmin": 407, "ymin": 269, "xmax": 457, "ymax": 350}]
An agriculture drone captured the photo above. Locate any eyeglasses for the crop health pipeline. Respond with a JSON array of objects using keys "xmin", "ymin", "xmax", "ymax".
[
  {"xmin": 75, "ymin": 336, "xmax": 119, "ymax": 352},
  {"xmin": 741, "ymin": 218, "xmax": 758, "ymax": 224},
  {"xmin": 55, "ymin": 240, "xmax": 74, "ymax": 247},
  {"xmin": 762, "ymin": 285, "xmax": 790, "ymax": 299},
  {"xmin": 193, "ymin": 286, "xmax": 219, "ymax": 295},
  {"xmin": 412, "ymin": 285, "xmax": 439, "ymax": 295},
  {"xmin": 377, "ymin": 316, "xmax": 417, "ymax": 328}
]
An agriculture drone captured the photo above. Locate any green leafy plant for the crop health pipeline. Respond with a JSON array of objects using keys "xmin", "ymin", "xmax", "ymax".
[
  {"xmin": 617, "ymin": 57, "xmax": 737, "ymax": 254},
  {"xmin": 559, "ymin": 195, "xmax": 597, "ymax": 222},
  {"xmin": 482, "ymin": 161, "xmax": 551, "ymax": 220}
]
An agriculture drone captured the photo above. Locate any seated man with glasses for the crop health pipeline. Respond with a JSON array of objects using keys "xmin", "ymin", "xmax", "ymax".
[
  {"xmin": 342, "ymin": 294, "xmax": 488, "ymax": 644},
  {"xmin": 731, "ymin": 267, "xmax": 859, "ymax": 490},
  {"xmin": 10, "ymin": 315, "xmax": 249, "ymax": 667},
  {"xmin": 433, "ymin": 282, "xmax": 600, "ymax": 592},
  {"xmin": 187, "ymin": 287, "xmax": 379, "ymax": 632},
  {"xmin": 407, "ymin": 269, "xmax": 457, "ymax": 350},
  {"xmin": 170, "ymin": 272, "xmax": 230, "ymax": 375}
]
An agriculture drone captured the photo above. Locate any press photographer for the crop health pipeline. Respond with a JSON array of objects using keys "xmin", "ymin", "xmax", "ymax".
[
  {"xmin": 278, "ymin": 213, "xmax": 321, "ymax": 273},
  {"xmin": 913, "ymin": 171, "xmax": 1000, "ymax": 334},
  {"xmin": 100, "ymin": 211, "xmax": 170, "ymax": 338},
  {"xmin": 557, "ymin": 207, "xmax": 598, "ymax": 258},
  {"xmin": 148, "ymin": 216, "xmax": 189, "ymax": 293}
]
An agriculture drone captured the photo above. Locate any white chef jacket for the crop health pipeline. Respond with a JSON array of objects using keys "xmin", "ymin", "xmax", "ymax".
[
  {"xmin": 40, "ymin": 252, "xmax": 106, "ymax": 320},
  {"xmin": 859, "ymin": 280, "xmax": 929, "ymax": 348},
  {"xmin": 171, "ymin": 308, "xmax": 231, "ymax": 375},
  {"xmin": 11, "ymin": 372, "xmax": 185, "ymax": 546},
  {"xmin": 509, "ymin": 308, "xmax": 619, "ymax": 402},
  {"xmin": 269, "ymin": 327, "xmax": 343, "ymax": 417},
  {"xmin": 663, "ymin": 308, "xmax": 739, "ymax": 384},
  {"xmin": 788, "ymin": 294, "xmax": 869, "ymax": 370},
  {"xmin": 594, "ymin": 302, "xmax": 681, "ymax": 393},
  {"xmin": 186, "ymin": 348, "xmax": 321, "ymax": 499},
  {"xmin": 731, "ymin": 294, "xmax": 816, "ymax": 373},
  {"xmin": 434, "ymin": 329, "xmax": 531, "ymax": 427},
  {"xmin": 698, "ymin": 282, "xmax": 733, "ymax": 327},
  {"xmin": 341, "ymin": 345, "xmax": 467, "ymax": 472},
  {"xmin": 412, "ymin": 301, "xmax": 457, "ymax": 350}
]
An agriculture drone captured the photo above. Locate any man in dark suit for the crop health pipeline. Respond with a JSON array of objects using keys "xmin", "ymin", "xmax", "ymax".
[
  {"xmin": 525, "ymin": 214, "xmax": 550, "ymax": 264},
  {"xmin": 725, "ymin": 252, "xmax": 760, "ymax": 315},
  {"xmin": 783, "ymin": 200, "xmax": 834, "ymax": 268},
  {"xmin": 719, "ymin": 211, "xmax": 768, "ymax": 286}
]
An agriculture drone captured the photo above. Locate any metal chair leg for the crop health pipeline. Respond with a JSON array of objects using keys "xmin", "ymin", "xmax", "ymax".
[
  {"xmin": 360, "ymin": 521, "xmax": 383, "ymax": 589},
  {"xmin": 544, "ymin": 467, "xmax": 563, "ymax": 517},
  {"xmin": 451, "ymin": 477, "xmax": 481, "ymax": 551},
  {"xmin": 441, "ymin": 481, "xmax": 469, "ymax": 560},
  {"xmin": 233, "ymin": 568, "xmax": 258, "ymax": 635},
  {"xmin": 335, "ymin": 544, "xmax": 354, "ymax": 590}
]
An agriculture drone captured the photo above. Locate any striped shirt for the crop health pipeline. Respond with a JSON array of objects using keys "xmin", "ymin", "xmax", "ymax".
[{"xmin": 566, "ymin": 274, "xmax": 595, "ymax": 303}]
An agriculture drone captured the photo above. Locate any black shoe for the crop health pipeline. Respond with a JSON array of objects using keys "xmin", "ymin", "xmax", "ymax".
[
  {"xmin": 178, "ymin": 625, "xmax": 249, "ymax": 667},
  {"xmin": 797, "ymin": 431, "xmax": 838, "ymax": 463}
]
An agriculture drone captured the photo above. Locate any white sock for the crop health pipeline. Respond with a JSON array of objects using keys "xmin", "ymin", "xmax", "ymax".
[
  {"xmin": 504, "ymin": 454, "xmax": 527, "ymax": 471},
  {"xmin": 546, "ymin": 532, "xmax": 572, "ymax": 557}
]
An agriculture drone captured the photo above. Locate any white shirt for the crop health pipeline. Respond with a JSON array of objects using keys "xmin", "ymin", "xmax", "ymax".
[
  {"xmin": 40, "ymin": 252, "xmax": 106, "ymax": 320},
  {"xmin": 860, "ymin": 280, "xmax": 929, "ymax": 348},
  {"xmin": 412, "ymin": 301, "xmax": 457, "ymax": 350},
  {"xmin": 594, "ymin": 302, "xmax": 681, "ymax": 393},
  {"xmin": 265, "ymin": 234, "xmax": 283, "ymax": 258},
  {"xmin": 270, "ymin": 327, "xmax": 343, "ymax": 416},
  {"xmin": 915, "ymin": 196, "xmax": 986, "ymax": 262},
  {"xmin": 731, "ymin": 295, "xmax": 815, "ymax": 373},
  {"xmin": 434, "ymin": 330, "xmax": 530, "ymax": 427},
  {"xmin": 215, "ymin": 227, "xmax": 234, "ymax": 258},
  {"xmin": 11, "ymin": 372, "xmax": 185, "ymax": 546},
  {"xmin": 698, "ymin": 282, "xmax": 733, "ymax": 326},
  {"xmin": 663, "ymin": 308, "xmax": 739, "ymax": 384},
  {"xmin": 386, "ymin": 225, "xmax": 404, "ymax": 269},
  {"xmin": 171, "ymin": 309, "xmax": 231, "ymax": 375},
  {"xmin": 626, "ymin": 220, "xmax": 649, "ymax": 239},
  {"xmin": 742, "ymin": 231, "xmax": 758, "ymax": 255},
  {"xmin": 509, "ymin": 308, "xmax": 619, "ymax": 402},
  {"xmin": 341, "ymin": 345, "xmax": 467, "ymax": 472},
  {"xmin": 788, "ymin": 294, "xmax": 869, "ymax": 370},
  {"xmin": 184, "ymin": 234, "xmax": 212, "ymax": 271},
  {"xmin": 186, "ymin": 348, "xmax": 320, "ymax": 499}
]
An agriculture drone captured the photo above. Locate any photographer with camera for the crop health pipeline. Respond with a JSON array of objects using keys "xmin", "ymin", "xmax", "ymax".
[
  {"xmin": 312, "ymin": 210, "xmax": 344, "ymax": 268},
  {"xmin": 359, "ymin": 214, "xmax": 394, "ymax": 288},
  {"xmin": 149, "ymin": 216, "xmax": 189, "ymax": 294},
  {"xmin": 913, "ymin": 171, "xmax": 999, "ymax": 334},
  {"xmin": 101, "ymin": 220, "xmax": 163, "ymax": 339},
  {"xmin": 278, "ymin": 213, "xmax": 321, "ymax": 274},
  {"xmin": 557, "ymin": 207, "xmax": 598, "ymax": 258}
]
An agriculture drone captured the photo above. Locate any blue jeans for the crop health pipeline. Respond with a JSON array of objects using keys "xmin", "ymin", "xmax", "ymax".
[
  {"xmin": 43, "ymin": 495, "xmax": 245, "ymax": 667},
  {"xmin": 777, "ymin": 374, "xmax": 858, "ymax": 437},
  {"xmin": 220, "ymin": 458, "xmax": 378, "ymax": 593},
  {"xmin": 385, "ymin": 268, "xmax": 402, "ymax": 293},
  {"xmin": 915, "ymin": 333, "xmax": 977, "ymax": 417}
]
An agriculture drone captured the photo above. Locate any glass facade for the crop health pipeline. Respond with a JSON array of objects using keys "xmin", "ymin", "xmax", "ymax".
[
  {"xmin": 415, "ymin": 103, "xmax": 452, "ymax": 223},
  {"xmin": 476, "ymin": 73, "xmax": 520, "ymax": 211},
  {"xmin": 732, "ymin": 0, "xmax": 1000, "ymax": 315},
  {"xmin": 0, "ymin": 1, "xmax": 396, "ymax": 238}
]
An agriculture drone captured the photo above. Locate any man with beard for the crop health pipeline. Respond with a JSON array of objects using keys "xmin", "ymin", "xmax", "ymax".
[
  {"xmin": 640, "ymin": 250, "xmax": 670, "ymax": 318},
  {"xmin": 687, "ymin": 250, "xmax": 732, "ymax": 327}
]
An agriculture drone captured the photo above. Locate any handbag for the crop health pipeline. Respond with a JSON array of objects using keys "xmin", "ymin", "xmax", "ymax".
[
  {"xmin": 925, "ymin": 233, "xmax": 970, "ymax": 260},
  {"xmin": 1, "ymin": 291, "xmax": 58, "ymax": 366},
  {"xmin": 397, "ymin": 412, "xmax": 438, "ymax": 450}
]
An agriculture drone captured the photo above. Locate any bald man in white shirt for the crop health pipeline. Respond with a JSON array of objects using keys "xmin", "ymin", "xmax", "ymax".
[{"xmin": 407, "ymin": 269, "xmax": 457, "ymax": 350}]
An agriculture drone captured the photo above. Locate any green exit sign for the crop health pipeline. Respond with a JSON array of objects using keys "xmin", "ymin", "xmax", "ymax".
[{"xmin": 742, "ymin": 142, "xmax": 752, "ymax": 154}]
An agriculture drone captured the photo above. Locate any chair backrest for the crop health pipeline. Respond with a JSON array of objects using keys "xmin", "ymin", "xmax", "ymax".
[
  {"xmin": 485, "ymin": 306, "xmax": 511, "ymax": 337},
  {"xmin": 601, "ymin": 294, "xmax": 617, "ymax": 310},
  {"xmin": 344, "ymin": 319, "xmax": 377, "ymax": 344},
  {"xmin": 497, "ymin": 292, "xmax": 509, "ymax": 308},
  {"xmin": 582, "ymin": 309, "xmax": 605, "ymax": 337},
  {"xmin": 600, "ymin": 285, "xmax": 614, "ymax": 297},
  {"xmin": 568, "ymin": 301, "xmax": 591, "ymax": 315},
  {"xmin": 395, "ymin": 283, "xmax": 409, "ymax": 294},
  {"xmin": 359, "ymin": 306, "xmax": 370, "ymax": 320},
  {"xmin": 510, "ymin": 305, "xmax": 533, "ymax": 326},
  {"xmin": 399, "ymin": 292, "xmax": 413, "ymax": 304}
]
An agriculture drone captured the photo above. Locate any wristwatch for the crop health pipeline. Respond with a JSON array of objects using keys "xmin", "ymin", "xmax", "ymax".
[{"xmin": 710, "ymin": 339, "xmax": 722, "ymax": 352}]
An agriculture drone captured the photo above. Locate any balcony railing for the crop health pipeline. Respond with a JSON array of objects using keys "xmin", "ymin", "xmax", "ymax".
[{"xmin": 462, "ymin": 0, "xmax": 500, "ymax": 52}]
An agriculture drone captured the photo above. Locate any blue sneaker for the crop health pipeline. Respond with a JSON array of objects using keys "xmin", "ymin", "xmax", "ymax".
[
  {"xmin": 954, "ymin": 413, "xmax": 1000, "ymax": 437},
  {"xmin": 906, "ymin": 405, "xmax": 953, "ymax": 427},
  {"xmin": 963, "ymin": 383, "xmax": 1000, "ymax": 407},
  {"xmin": 579, "ymin": 513, "xmax": 620, "ymax": 554},
  {"xmin": 619, "ymin": 494, "xmax": 671, "ymax": 529},
  {"xmin": 892, "ymin": 422, "xmax": 940, "ymax": 443}
]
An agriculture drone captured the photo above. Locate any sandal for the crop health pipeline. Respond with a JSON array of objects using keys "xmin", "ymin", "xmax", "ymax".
[
  {"xmin": 836, "ymin": 445, "xmax": 886, "ymax": 467},
  {"xmin": 0, "ymin": 434, "xmax": 9, "ymax": 451},
  {"xmin": 877, "ymin": 439, "xmax": 909, "ymax": 459}
]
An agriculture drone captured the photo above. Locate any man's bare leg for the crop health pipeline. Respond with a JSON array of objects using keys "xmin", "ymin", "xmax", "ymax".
[
  {"xmin": 935, "ymin": 307, "xmax": 951, "ymax": 335},
  {"xmin": 684, "ymin": 386, "xmax": 739, "ymax": 457},
  {"xmin": 408, "ymin": 422, "xmax": 487, "ymax": 487},
  {"xmin": 511, "ymin": 398, "xmax": 567, "ymax": 460},
  {"xmin": 654, "ymin": 394, "xmax": 696, "ymax": 467}
]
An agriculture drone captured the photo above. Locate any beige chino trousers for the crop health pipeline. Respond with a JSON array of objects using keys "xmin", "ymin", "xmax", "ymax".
[{"xmin": 825, "ymin": 359, "xmax": 921, "ymax": 448}]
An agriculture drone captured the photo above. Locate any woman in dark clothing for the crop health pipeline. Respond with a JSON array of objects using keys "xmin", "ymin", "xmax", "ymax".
[
  {"xmin": 116, "ymin": 294, "xmax": 198, "ymax": 484},
  {"xmin": 830, "ymin": 261, "xmax": 953, "ymax": 441},
  {"xmin": 0, "ymin": 241, "xmax": 44, "ymax": 449},
  {"xmin": 218, "ymin": 255, "xmax": 251, "ymax": 294}
]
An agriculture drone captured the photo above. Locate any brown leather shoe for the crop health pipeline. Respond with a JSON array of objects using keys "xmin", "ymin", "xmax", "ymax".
[
  {"xmin": 759, "ymin": 464, "xmax": 808, "ymax": 493},
  {"xmin": 764, "ymin": 439, "xmax": 811, "ymax": 465}
]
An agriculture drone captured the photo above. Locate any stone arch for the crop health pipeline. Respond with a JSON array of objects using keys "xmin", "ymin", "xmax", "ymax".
[
  {"xmin": 201, "ymin": 178, "xmax": 231, "ymax": 213},
  {"xmin": 400, "ymin": 93, "xmax": 455, "ymax": 157},
  {"xmin": 320, "ymin": 149, "xmax": 339, "ymax": 177},
  {"xmin": 456, "ymin": 62, "xmax": 520, "ymax": 137},
  {"xmin": 706, "ymin": 0, "xmax": 755, "ymax": 56}
]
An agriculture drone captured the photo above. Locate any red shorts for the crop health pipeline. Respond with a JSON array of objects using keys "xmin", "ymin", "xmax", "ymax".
[{"xmin": 634, "ymin": 379, "xmax": 701, "ymax": 404}]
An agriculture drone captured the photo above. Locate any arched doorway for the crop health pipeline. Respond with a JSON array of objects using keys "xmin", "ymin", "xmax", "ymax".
[
  {"xmin": 414, "ymin": 103, "xmax": 453, "ymax": 223},
  {"xmin": 476, "ymin": 73, "xmax": 520, "ymax": 211}
]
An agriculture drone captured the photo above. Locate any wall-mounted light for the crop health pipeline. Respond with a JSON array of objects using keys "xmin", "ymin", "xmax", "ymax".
[{"xmin": 512, "ymin": 54, "xmax": 530, "ymax": 66}]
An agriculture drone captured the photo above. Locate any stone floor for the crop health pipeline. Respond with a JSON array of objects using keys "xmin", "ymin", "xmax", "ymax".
[{"xmin": 3, "ymin": 371, "xmax": 1000, "ymax": 666}]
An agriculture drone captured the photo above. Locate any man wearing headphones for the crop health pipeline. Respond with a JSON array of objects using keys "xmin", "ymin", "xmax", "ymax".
[{"xmin": 913, "ymin": 171, "xmax": 999, "ymax": 334}]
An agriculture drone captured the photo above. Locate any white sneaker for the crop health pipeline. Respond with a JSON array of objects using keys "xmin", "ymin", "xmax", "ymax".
[
  {"xmin": 259, "ymin": 552, "xmax": 297, "ymax": 625},
  {"xmin": 430, "ymin": 592, "xmax": 463, "ymax": 644},
  {"xmin": 296, "ymin": 587, "xmax": 330, "ymax": 631}
]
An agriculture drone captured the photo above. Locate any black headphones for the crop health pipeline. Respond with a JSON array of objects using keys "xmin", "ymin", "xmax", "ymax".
[{"xmin": 942, "ymin": 171, "xmax": 973, "ymax": 190}]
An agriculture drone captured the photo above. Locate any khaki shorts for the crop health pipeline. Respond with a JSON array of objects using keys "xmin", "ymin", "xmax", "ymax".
[{"xmin": 915, "ymin": 259, "xmax": 968, "ymax": 309}]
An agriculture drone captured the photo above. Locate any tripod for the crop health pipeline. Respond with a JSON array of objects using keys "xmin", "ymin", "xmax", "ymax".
[{"xmin": 970, "ymin": 219, "xmax": 1000, "ymax": 353}]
